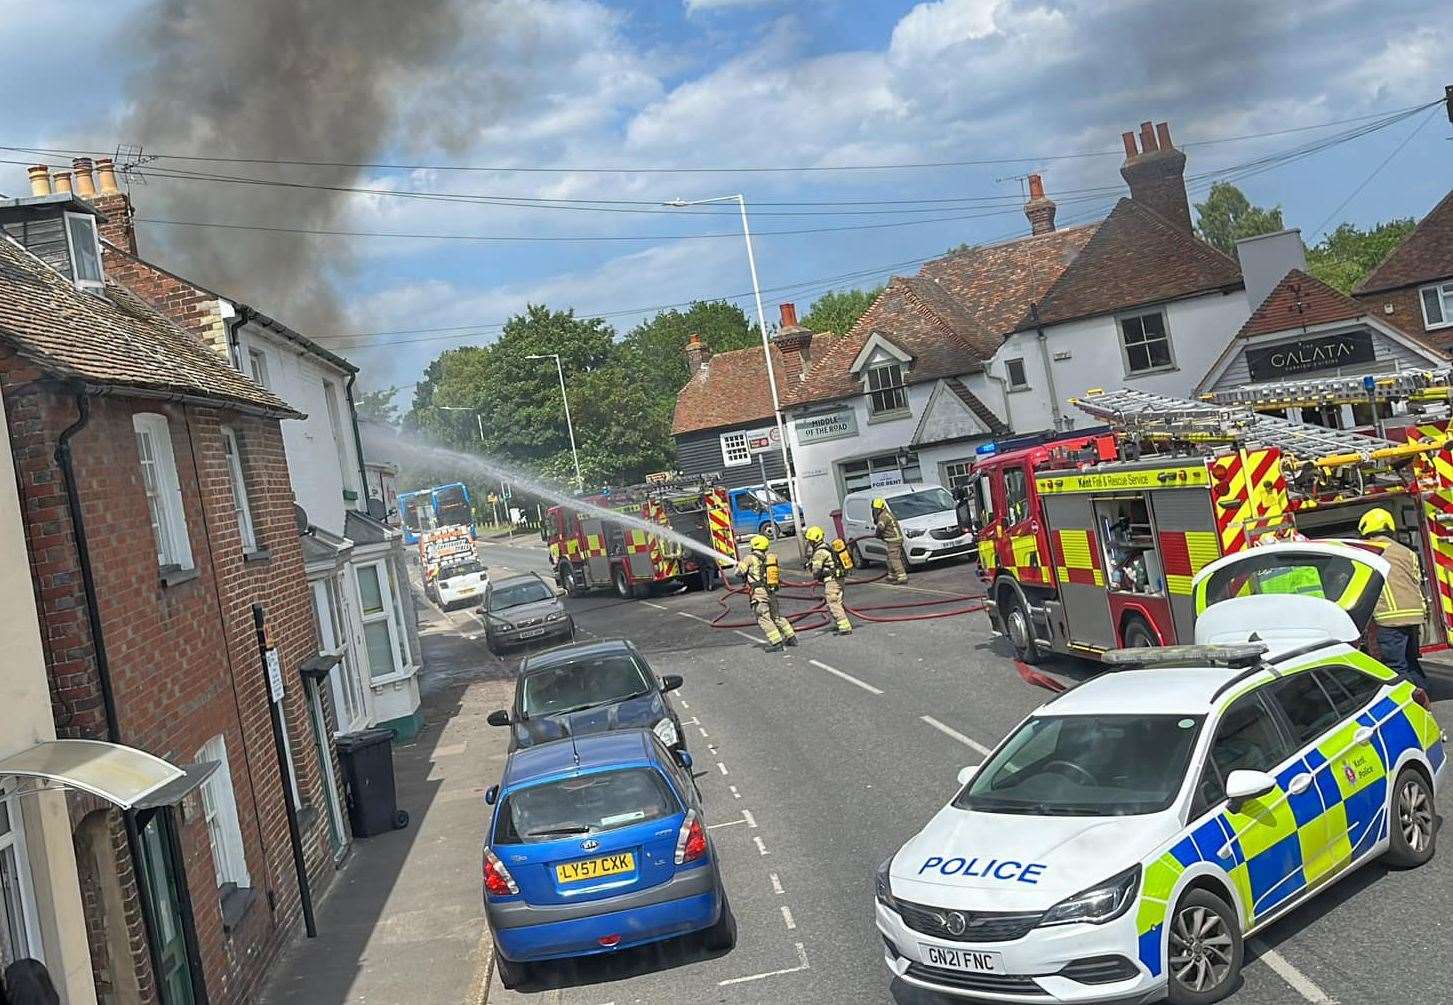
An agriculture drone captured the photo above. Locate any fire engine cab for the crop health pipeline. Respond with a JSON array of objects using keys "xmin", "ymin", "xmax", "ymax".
[
  {"xmin": 546, "ymin": 475, "xmax": 738, "ymax": 599},
  {"xmin": 973, "ymin": 382, "xmax": 1453, "ymax": 665}
]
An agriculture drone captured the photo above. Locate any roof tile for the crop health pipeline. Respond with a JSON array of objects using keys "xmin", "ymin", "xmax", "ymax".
[
  {"xmin": 1236, "ymin": 268, "xmax": 1366, "ymax": 339},
  {"xmin": 671, "ymin": 339, "xmax": 823, "ymax": 435},
  {"xmin": 1354, "ymin": 188, "xmax": 1453, "ymax": 295}
]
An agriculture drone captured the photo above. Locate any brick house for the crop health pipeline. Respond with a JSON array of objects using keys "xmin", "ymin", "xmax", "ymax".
[
  {"xmin": 1, "ymin": 177, "xmax": 336, "ymax": 1003},
  {"xmin": 1353, "ymin": 189, "xmax": 1453, "ymax": 350}
]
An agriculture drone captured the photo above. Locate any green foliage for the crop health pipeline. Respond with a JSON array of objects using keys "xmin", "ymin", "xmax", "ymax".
[
  {"xmin": 1306, "ymin": 219, "xmax": 1417, "ymax": 293},
  {"xmin": 1194, "ymin": 182, "xmax": 1285, "ymax": 256},
  {"xmin": 354, "ymin": 385, "xmax": 401, "ymax": 425},
  {"xmin": 801, "ymin": 287, "xmax": 882, "ymax": 335}
]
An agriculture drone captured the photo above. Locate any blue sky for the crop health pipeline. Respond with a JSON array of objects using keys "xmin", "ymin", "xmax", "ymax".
[{"xmin": 3, "ymin": 0, "xmax": 1450, "ymax": 402}]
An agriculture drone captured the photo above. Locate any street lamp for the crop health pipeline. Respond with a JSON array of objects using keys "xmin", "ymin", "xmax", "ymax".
[
  {"xmin": 664, "ymin": 193, "xmax": 803, "ymax": 556},
  {"xmin": 524, "ymin": 353, "xmax": 584, "ymax": 492},
  {"xmin": 435, "ymin": 405, "xmax": 484, "ymax": 442}
]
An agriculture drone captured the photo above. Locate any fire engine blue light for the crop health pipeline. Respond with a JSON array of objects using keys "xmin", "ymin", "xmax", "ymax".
[
  {"xmin": 1362, "ymin": 375, "xmax": 1376, "ymax": 393},
  {"xmin": 976, "ymin": 442, "xmax": 999, "ymax": 456}
]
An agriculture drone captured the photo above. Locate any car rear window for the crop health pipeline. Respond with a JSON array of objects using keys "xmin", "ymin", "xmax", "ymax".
[
  {"xmin": 1317, "ymin": 665, "xmax": 1385, "ymax": 716},
  {"xmin": 494, "ymin": 768, "xmax": 680, "ymax": 844},
  {"xmin": 1268, "ymin": 672, "xmax": 1342, "ymax": 745},
  {"xmin": 521, "ymin": 656, "xmax": 653, "ymax": 717},
  {"xmin": 442, "ymin": 560, "xmax": 484, "ymax": 581}
]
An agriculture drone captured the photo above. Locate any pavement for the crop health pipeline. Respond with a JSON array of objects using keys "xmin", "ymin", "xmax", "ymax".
[{"xmin": 260, "ymin": 535, "xmax": 1453, "ymax": 1005}]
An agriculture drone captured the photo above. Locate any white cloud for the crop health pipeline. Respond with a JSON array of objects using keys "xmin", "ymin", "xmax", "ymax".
[
  {"xmin": 888, "ymin": 0, "xmax": 1002, "ymax": 61},
  {"xmin": 684, "ymin": 0, "xmax": 783, "ymax": 12}
]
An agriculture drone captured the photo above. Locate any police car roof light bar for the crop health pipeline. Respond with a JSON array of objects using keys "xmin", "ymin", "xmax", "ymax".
[{"xmin": 1100, "ymin": 642, "xmax": 1268, "ymax": 669}]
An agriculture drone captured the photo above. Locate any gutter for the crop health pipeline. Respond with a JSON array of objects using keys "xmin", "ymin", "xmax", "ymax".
[
  {"xmin": 345, "ymin": 373, "xmax": 371, "ymax": 509},
  {"xmin": 1029, "ymin": 304, "xmax": 1065, "ymax": 431}
]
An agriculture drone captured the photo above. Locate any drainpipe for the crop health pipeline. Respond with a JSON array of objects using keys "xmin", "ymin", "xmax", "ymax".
[
  {"xmin": 54, "ymin": 390, "xmax": 183, "ymax": 1002},
  {"xmin": 344, "ymin": 373, "xmax": 370, "ymax": 511},
  {"xmin": 982, "ymin": 368, "xmax": 1013, "ymax": 432},
  {"xmin": 1030, "ymin": 304, "xmax": 1065, "ymax": 431}
]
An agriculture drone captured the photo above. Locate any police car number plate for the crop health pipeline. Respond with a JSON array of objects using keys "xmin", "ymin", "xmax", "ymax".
[
  {"xmin": 919, "ymin": 944, "xmax": 1004, "ymax": 974},
  {"xmin": 556, "ymin": 852, "xmax": 634, "ymax": 884}
]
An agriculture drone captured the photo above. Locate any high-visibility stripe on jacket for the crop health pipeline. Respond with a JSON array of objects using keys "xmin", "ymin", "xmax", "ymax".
[
  {"xmin": 1367, "ymin": 536, "xmax": 1427, "ymax": 627},
  {"xmin": 875, "ymin": 509, "xmax": 903, "ymax": 543}
]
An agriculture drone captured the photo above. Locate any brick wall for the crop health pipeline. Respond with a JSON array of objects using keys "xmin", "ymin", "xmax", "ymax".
[
  {"xmin": 1356, "ymin": 285, "xmax": 1451, "ymax": 351},
  {"xmin": 0, "ymin": 350, "xmax": 336, "ymax": 1005},
  {"xmin": 100, "ymin": 248, "xmax": 231, "ymax": 359}
]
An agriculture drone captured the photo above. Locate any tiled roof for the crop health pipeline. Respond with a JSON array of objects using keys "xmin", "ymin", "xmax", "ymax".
[
  {"xmin": 944, "ymin": 377, "xmax": 1009, "ymax": 436},
  {"xmin": 1354, "ymin": 189, "xmax": 1453, "ymax": 295},
  {"xmin": 1021, "ymin": 199, "xmax": 1242, "ymax": 329},
  {"xmin": 1237, "ymin": 269, "xmax": 1367, "ymax": 339},
  {"xmin": 671, "ymin": 339, "xmax": 822, "ymax": 436},
  {"xmin": 0, "ymin": 236, "xmax": 298, "ymax": 416}
]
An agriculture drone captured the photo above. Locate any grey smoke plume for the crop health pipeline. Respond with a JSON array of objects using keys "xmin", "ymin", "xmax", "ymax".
[{"xmin": 121, "ymin": 0, "xmax": 468, "ymax": 333}]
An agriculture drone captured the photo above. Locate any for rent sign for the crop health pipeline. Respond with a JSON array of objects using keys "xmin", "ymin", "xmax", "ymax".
[{"xmin": 1246, "ymin": 331, "xmax": 1376, "ymax": 381}]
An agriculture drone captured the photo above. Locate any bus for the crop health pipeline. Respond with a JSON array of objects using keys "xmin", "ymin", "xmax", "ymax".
[{"xmin": 398, "ymin": 482, "xmax": 478, "ymax": 544}]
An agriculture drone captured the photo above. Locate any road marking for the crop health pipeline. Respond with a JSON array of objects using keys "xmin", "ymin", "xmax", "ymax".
[
  {"xmin": 920, "ymin": 715, "xmax": 994, "ymax": 756},
  {"xmin": 698, "ymin": 726, "xmax": 709, "ymax": 738},
  {"xmin": 717, "ymin": 943, "xmax": 809, "ymax": 987},
  {"xmin": 753, "ymin": 836, "xmax": 769, "ymax": 856},
  {"xmin": 780, "ymin": 905, "xmax": 796, "ymax": 930},
  {"xmin": 707, "ymin": 816, "xmax": 747, "ymax": 830},
  {"xmin": 1250, "ymin": 941, "xmax": 1336, "ymax": 1003},
  {"xmin": 735, "ymin": 630, "xmax": 766, "ymax": 644},
  {"xmin": 641, "ymin": 600, "xmax": 668, "ymax": 611},
  {"xmin": 680, "ymin": 717, "xmax": 700, "ymax": 726},
  {"xmin": 742, "ymin": 809, "xmax": 757, "ymax": 829},
  {"xmin": 680, "ymin": 700, "xmax": 690, "ymax": 709},
  {"xmin": 717, "ymin": 761, "xmax": 729, "ymax": 776},
  {"xmin": 770, "ymin": 872, "xmax": 784, "ymax": 895},
  {"xmin": 809, "ymin": 659, "xmax": 883, "ymax": 695},
  {"xmin": 729, "ymin": 785, "xmax": 741, "ymax": 799},
  {"xmin": 676, "ymin": 610, "xmax": 712, "ymax": 623}
]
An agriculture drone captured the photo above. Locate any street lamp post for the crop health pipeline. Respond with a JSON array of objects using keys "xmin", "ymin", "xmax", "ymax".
[
  {"xmin": 665, "ymin": 193, "xmax": 804, "ymax": 557},
  {"xmin": 525, "ymin": 353, "xmax": 584, "ymax": 493}
]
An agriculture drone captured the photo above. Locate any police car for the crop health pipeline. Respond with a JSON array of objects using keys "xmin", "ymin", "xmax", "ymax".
[{"xmin": 876, "ymin": 543, "xmax": 1446, "ymax": 1003}]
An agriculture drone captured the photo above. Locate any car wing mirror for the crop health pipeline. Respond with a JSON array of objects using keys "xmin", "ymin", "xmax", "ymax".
[
  {"xmin": 957, "ymin": 764, "xmax": 980, "ymax": 787},
  {"xmin": 675, "ymin": 749, "xmax": 693, "ymax": 770},
  {"xmin": 661, "ymin": 674, "xmax": 684, "ymax": 692},
  {"xmin": 1224, "ymin": 769, "xmax": 1276, "ymax": 807},
  {"xmin": 555, "ymin": 586, "xmax": 567, "ymax": 597},
  {"xmin": 484, "ymin": 785, "xmax": 498, "ymax": 806},
  {"xmin": 486, "ymin": 709, "xmax": 511, "ymax": 727}
]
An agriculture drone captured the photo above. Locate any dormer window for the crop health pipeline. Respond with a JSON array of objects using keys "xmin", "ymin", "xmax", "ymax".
[
  {"xmin": 64, "ymin": 212, "xmax": 104, "ymax": 292},
  {"xmin": 866, "ymin": 362, "xmax": 908, "ymax": 416}
]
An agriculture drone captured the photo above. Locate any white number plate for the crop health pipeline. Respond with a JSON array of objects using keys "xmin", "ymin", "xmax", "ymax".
[
  {"xmin": 519, "ymin": 628, "xmax": 546, "ymax": 639},
  {"xmin": 919, "ymin": 944, "xmax": 1004, "ymax": 974}
]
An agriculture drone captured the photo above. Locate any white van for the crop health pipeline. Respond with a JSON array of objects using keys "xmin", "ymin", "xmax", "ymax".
[{"xmin": 840, "ymin": 482, "xmax": 974, "ymax": 568}]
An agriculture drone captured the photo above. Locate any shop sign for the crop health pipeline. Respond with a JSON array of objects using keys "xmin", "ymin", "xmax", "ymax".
[
  {"xmin": 1246, "ymin": 331, "xmax": 1376, "ymax": 381},
  {"xmin": 793, "ymin": 409, "xmax": 858, "ymax": 446}
]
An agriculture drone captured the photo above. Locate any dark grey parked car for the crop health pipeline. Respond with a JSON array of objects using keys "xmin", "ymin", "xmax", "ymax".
[{"xmin": 481, "ymin": 572, "xmax": 574, "ymax": 655}]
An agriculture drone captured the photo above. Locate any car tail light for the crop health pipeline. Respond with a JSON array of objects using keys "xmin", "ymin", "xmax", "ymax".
[
  {"xmin": 1412, "ymin": 687, "xmax": 1432, "ymax": 712},
  {"xmin": 675, "ymin": 810, "xmax": 707, "ymax": 865},
  {"xmin": 483, "ymin": 848, "xmax": 518, "ymax": 897}
]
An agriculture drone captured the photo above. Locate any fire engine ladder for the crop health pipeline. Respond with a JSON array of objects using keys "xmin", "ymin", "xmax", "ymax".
[
  {"xmin": 1070, "ymin": 387, "xmax": 1440, "ymax": 470},
  {"xmin": 1204, "ymin": 368, "xmax": 1453, "ymax": 410}
]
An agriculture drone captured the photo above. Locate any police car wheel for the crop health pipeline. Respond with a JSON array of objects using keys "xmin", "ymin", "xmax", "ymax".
[
  {"xmin": 1166, "ymin": 889, "xmax": 1242, "ymax": 1005},
  {"xmin": 1385, "ymin": 767, "xmax": 1437, "ymax": 868},
  {"xmin": 493, "ymin": 947, "xmax": 531, "ymax": 990}
]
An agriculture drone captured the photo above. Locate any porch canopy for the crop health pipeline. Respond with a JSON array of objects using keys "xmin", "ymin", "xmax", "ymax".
[{"xmin": 0, "ymin": 739, "xmax": 185, "ymax": 810}]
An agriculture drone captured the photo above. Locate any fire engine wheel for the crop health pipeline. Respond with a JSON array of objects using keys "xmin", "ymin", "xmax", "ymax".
[
  {"xmin": 614, "ymin": 566, "xmax": 633, "ymax": 599},
  {"xmin": 1004, "ymin": 590, "xmax": 1041, "ymax": 664},
  {"xmin": 1121, "ymin": 615, "xmax": 1158, "ymax": 649}
]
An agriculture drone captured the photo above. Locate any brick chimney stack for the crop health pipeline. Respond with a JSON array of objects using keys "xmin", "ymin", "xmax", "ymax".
[
  {"xmin": 1024, "ymin": 173, "xmax": 1056, "ymax": 235},
  {"xmin": 683, "ymin": 333, "xmax": 711, "ymax": 375},
  {"xmin": 1119, "ymin": 120, "xmax": 1191, "ymax": 233},
  {"xmin": 773, "ymin": 301, "xmax": 814, "ymax": 359},
  {"xmin": 88, "ymin": 157, "xmax": 138, "ymax": 255}
]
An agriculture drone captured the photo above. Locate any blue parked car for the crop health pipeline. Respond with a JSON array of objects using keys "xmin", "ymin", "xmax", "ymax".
[
  {"xmin": 483, "ymin": 729, "xmax": 736, "ymax": 989},
  {"xmin": 728, "ymin": 485, "xmax": 797, "ymax": 539}
]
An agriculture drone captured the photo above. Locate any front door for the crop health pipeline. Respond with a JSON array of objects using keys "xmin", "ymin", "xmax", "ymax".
[
  {"xmin": 306, "ymin": 678, "xmax": 348, "ymax": 860},
  {"xmin": 136, "ymin": 811, "xmax": 195, "ymax": 1005}
]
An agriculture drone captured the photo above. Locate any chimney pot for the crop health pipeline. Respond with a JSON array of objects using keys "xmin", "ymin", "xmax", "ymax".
[
  {"xmin": 1139, "ymin": 121, "xmax": 1158, "ymax": 152},
  {"xmin": 95, "ymin": 158, "xmax": 121, "ymax": 195},
  {"xmin": 1155, "ymin": 122, "xmax": 1173, "ymax": 151},
  {"xmin": 683, "ymin": 333, "xmax": 712, "ymax": 373},
  {"xmin": 1028, "ymin": 174, "xmax": 1045, "ymax": 199},
  {"xmin": 1120, "ymin": 119, "xmax": 1192, "ymax": 233},
  {"xmin": 779, "ymin": 303, "xmax": 798, "ymax": 329},
  {"xmin": 71, "ymin": 157, "xmax": 96, "ymax": 197},
  {"xmin": 52, "ymin": 171, "xmax": 73, "ymax": 194},
  {"xmin": 1023, "ymin": 174, "xmax": 1057, "ymax": 235},
  {"xmin": 27, "ymin": 165, "xmax": 51, "ymax": 196},
  {"xmin": 1121, "ymin": 132, "xmax": 1138, "ymax": 158}
]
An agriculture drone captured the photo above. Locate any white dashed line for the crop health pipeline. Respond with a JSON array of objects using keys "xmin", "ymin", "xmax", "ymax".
[
  {"xmin": 770, "ymin": 873, "xmax": 784, "ymax": 895},
  {"xmin": 707, "ymin": 816, "xmax": 748, "ymax": 830},
  {"xmin": 753, "ymin": 836, "xmax": 769, "ymax": 856},
  {"xmin": 717, "ymin": 761, "xmax": 729, "ymax": 776},
  {"xmin": 734, "ymin": 630, "xmax": 766, "ymax": 644},
  {"xmin": 780, "ymin": 905, "xmax": 796, "ymax": 930},
  {"xmin": 809, "ymin": 659, "xmax": 883, "ymax": 695},
  {"xmin": 729, "ymin": 785, "xmax": 741, "ymax": 799},
  {"xmin": 1251, "ymin": 941, "xmax": 1336, "ymax": 1003},
  {"xmin": 920, "ymin": 715, "xmax": 994, "ymax": 756},
  {"xmin": 742, "ymin": 809, "xmax": 757, "ymax": 829},
  {"xmin": 698, "ymin": 726, "xmax": 709, "ymax": 738},
  {"xmin": 717, "ymin": 943, "xmax": 809, "ymax": 987},
  {"xmin": 680, "ymin": 700, "xmax": 690, "ymax": 709},
  {"xmin": 676, "ymin": 610, "xmax": 712, "ymax": 623},
  {"xmin": 641, "ymin": 600, "xmax": 668, "ymax": 611}
]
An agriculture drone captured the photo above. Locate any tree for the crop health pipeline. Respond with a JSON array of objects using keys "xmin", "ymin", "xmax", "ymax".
[
  {"xmin": 619, "ymin": 301, "xmax": 759, "ymax": 399},
  {"xmin": 1306, "ymin": 219, "xmax": 1416, "ymax": 293},
  {"xmin": 1194, "ymin": 182, "xmax": 1284, "ymax": 256},
  {"xmin": 801, "ymin": 287, "xmax": 882, "ymax": 335},
  {"xmin": 354, "ymin": 384, "xmax": 401, "ymax": 425}
]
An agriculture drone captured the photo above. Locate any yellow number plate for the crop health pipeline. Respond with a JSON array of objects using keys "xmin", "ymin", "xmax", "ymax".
[{"xmin": 555, "ymin": 852, "xmax": 634, "ymax": 884}]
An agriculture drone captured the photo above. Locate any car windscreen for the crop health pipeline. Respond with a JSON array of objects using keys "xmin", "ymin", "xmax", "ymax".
[
  {"xmin": 494, "ymin": 767, "xmax": 679, "ymax": 844},
  {"xmin": 441, "ymin": 560, "xmax": 484, "ymax": 581},
  {"xmin": 889, "ymin": 488, "xmax": 955, "ymax": 519},
  {"xmin": 750, "ymin": 487, "xmax": 786, "ymax": 506},
  {"xmin": 522, "ymin": 656, "xmax": 653, "ymax": 717},
  {"xmin": 488, "ymin": 580, "xmax": 554, "ymax": 611},
  {"xmin": 955, "ymin": 714, "xmax": 1204, "ymax": 816}
]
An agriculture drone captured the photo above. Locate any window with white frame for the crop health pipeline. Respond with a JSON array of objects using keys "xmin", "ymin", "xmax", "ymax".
[
  {"xmin": 357, "ymin": 561, "xmax": 406, "ymax": 680},
  {"xmin": 220, "ymin": 427, "xmax": 259, "ymax": 552},
  {"xmin": 387, "ymin": 560, "xmax": 414, "ymax": 669},
  {"xmin": 1421, "ymin": 281, "xmax": 1453, "ymax": 331},
  {"xmin": 1005, "ymin": 357, "xmax": 1028, "ymax": 389},
  {"xmin": 1118, "ymin": 310, "xmax": 1174, "ymax": 374},
  {"xmin": 133, "ymin": 413, "xmax": 193, "ymax": 570},
  {"xmin": 323, "ymin": 380, "xmax": 357, "ymax": 498},
  {"xmin": 0, "ymin": 784, "xmax": 42, "ymax": 969},
  {"xmin": 866, "ymin": 363, "xmax": 909, "ymax": 415},
  {"xmin": 196, "ymin": 735, "xmax": 250, "ymax": 890},
  {"xmin": 64, "ymin": 211, "xmax": 104, "ymax": 292},
  {"xmin": 840, "ymin": 450, "xmax": 921, "ymax": 496},
  {"xmin": 720, "ymin": 430, "xmax": 751, "ymax": 467},
  {"xmin": 246, "ymin": 348, "xmax": 271, "ymax": 389},
  {"xmin": 312, "ymin": 577, "xmax": 366, "ymax": 732}
]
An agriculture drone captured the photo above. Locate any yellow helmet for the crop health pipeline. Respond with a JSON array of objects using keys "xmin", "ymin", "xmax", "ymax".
[
  {"xmin": 804, "ymin": 526, "xmax": 825, "ymax": 544},
  {"xmin": 871, "ymin": 497, "xmax": 887, "ymax": 511},
  {"xmin": 1358, "ymin": 508, "xmax": 1395, "ymax": 537},
  {"xmin": 749, "ymin": 534, "xmax": 771, "ymax": 551}
]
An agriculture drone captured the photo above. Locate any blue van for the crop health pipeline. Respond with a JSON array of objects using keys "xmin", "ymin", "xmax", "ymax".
[
  {"xmin": 728, "ymin": 485, "xmax": 797, "ymax": 538},
  {"xmin": 483, "ymin": 730, "xmax": 735, "ymax": 989}
]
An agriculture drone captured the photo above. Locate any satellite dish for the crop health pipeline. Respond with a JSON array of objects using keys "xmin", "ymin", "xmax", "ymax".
[
  {"xmin": 293, "ymin": 504, "xmax": 310, "ymax": 536},
  {"xmin": 366, "ymin": 497, "xmax": 387, "ymax": 521}
]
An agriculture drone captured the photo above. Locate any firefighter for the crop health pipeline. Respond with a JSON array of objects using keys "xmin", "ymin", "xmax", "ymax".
[
  {"xmin": 737, "ymin": 534, "xmax": 797, "ymax": 652},
  {"xmin": 805, "ymin": 526, "xmax": 852, "ymax": 635},
  {"xmin": 1358, "ymin": 508, "xmax": 1429, "ymax": 685},
  {"xmin": 872, "ymin": 498, "xmax": 909, "ymax": 584}
]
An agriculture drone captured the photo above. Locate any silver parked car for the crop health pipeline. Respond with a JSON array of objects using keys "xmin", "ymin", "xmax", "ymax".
[{"xmin": 482, "ymin": 572, "xmax": 574, "ymax": 655}]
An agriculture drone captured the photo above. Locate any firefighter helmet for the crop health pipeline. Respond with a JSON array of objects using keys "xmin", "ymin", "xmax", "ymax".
[
  {"xmin": 1358, "ymin": 508, "xmax": 1395, "ymax": 537},
  {"xmin": 804, "ymin": 526, "xmax": 825, "ymax": 544},
  {"xmin": 750, "ymin": 534, "xmax": 771, "ymax": 552},
  {"xmin": 871, "ymin": 497, "xmax": 887, "ymax": 511}
]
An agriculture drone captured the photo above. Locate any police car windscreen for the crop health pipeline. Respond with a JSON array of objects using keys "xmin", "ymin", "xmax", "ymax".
[
  {"xmin": 954, "ymin": 714, "xmax": 1204, "ymax": 816},
  {"xmin": 493, "ymin": 768, "xmax": 680, "ymax": 843},
  {"xmin": 891, "ymin": 488, "xmax": 955, "ymax": 518},
  {"xmin": 522, "ymin": 657, "xmax": 653, "ymax": 717}
]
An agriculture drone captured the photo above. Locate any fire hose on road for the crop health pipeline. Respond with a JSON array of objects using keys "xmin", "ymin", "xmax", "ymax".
[{"xmin": 705, "ymin": 569, "xmax": 986, "ymax": 633}]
